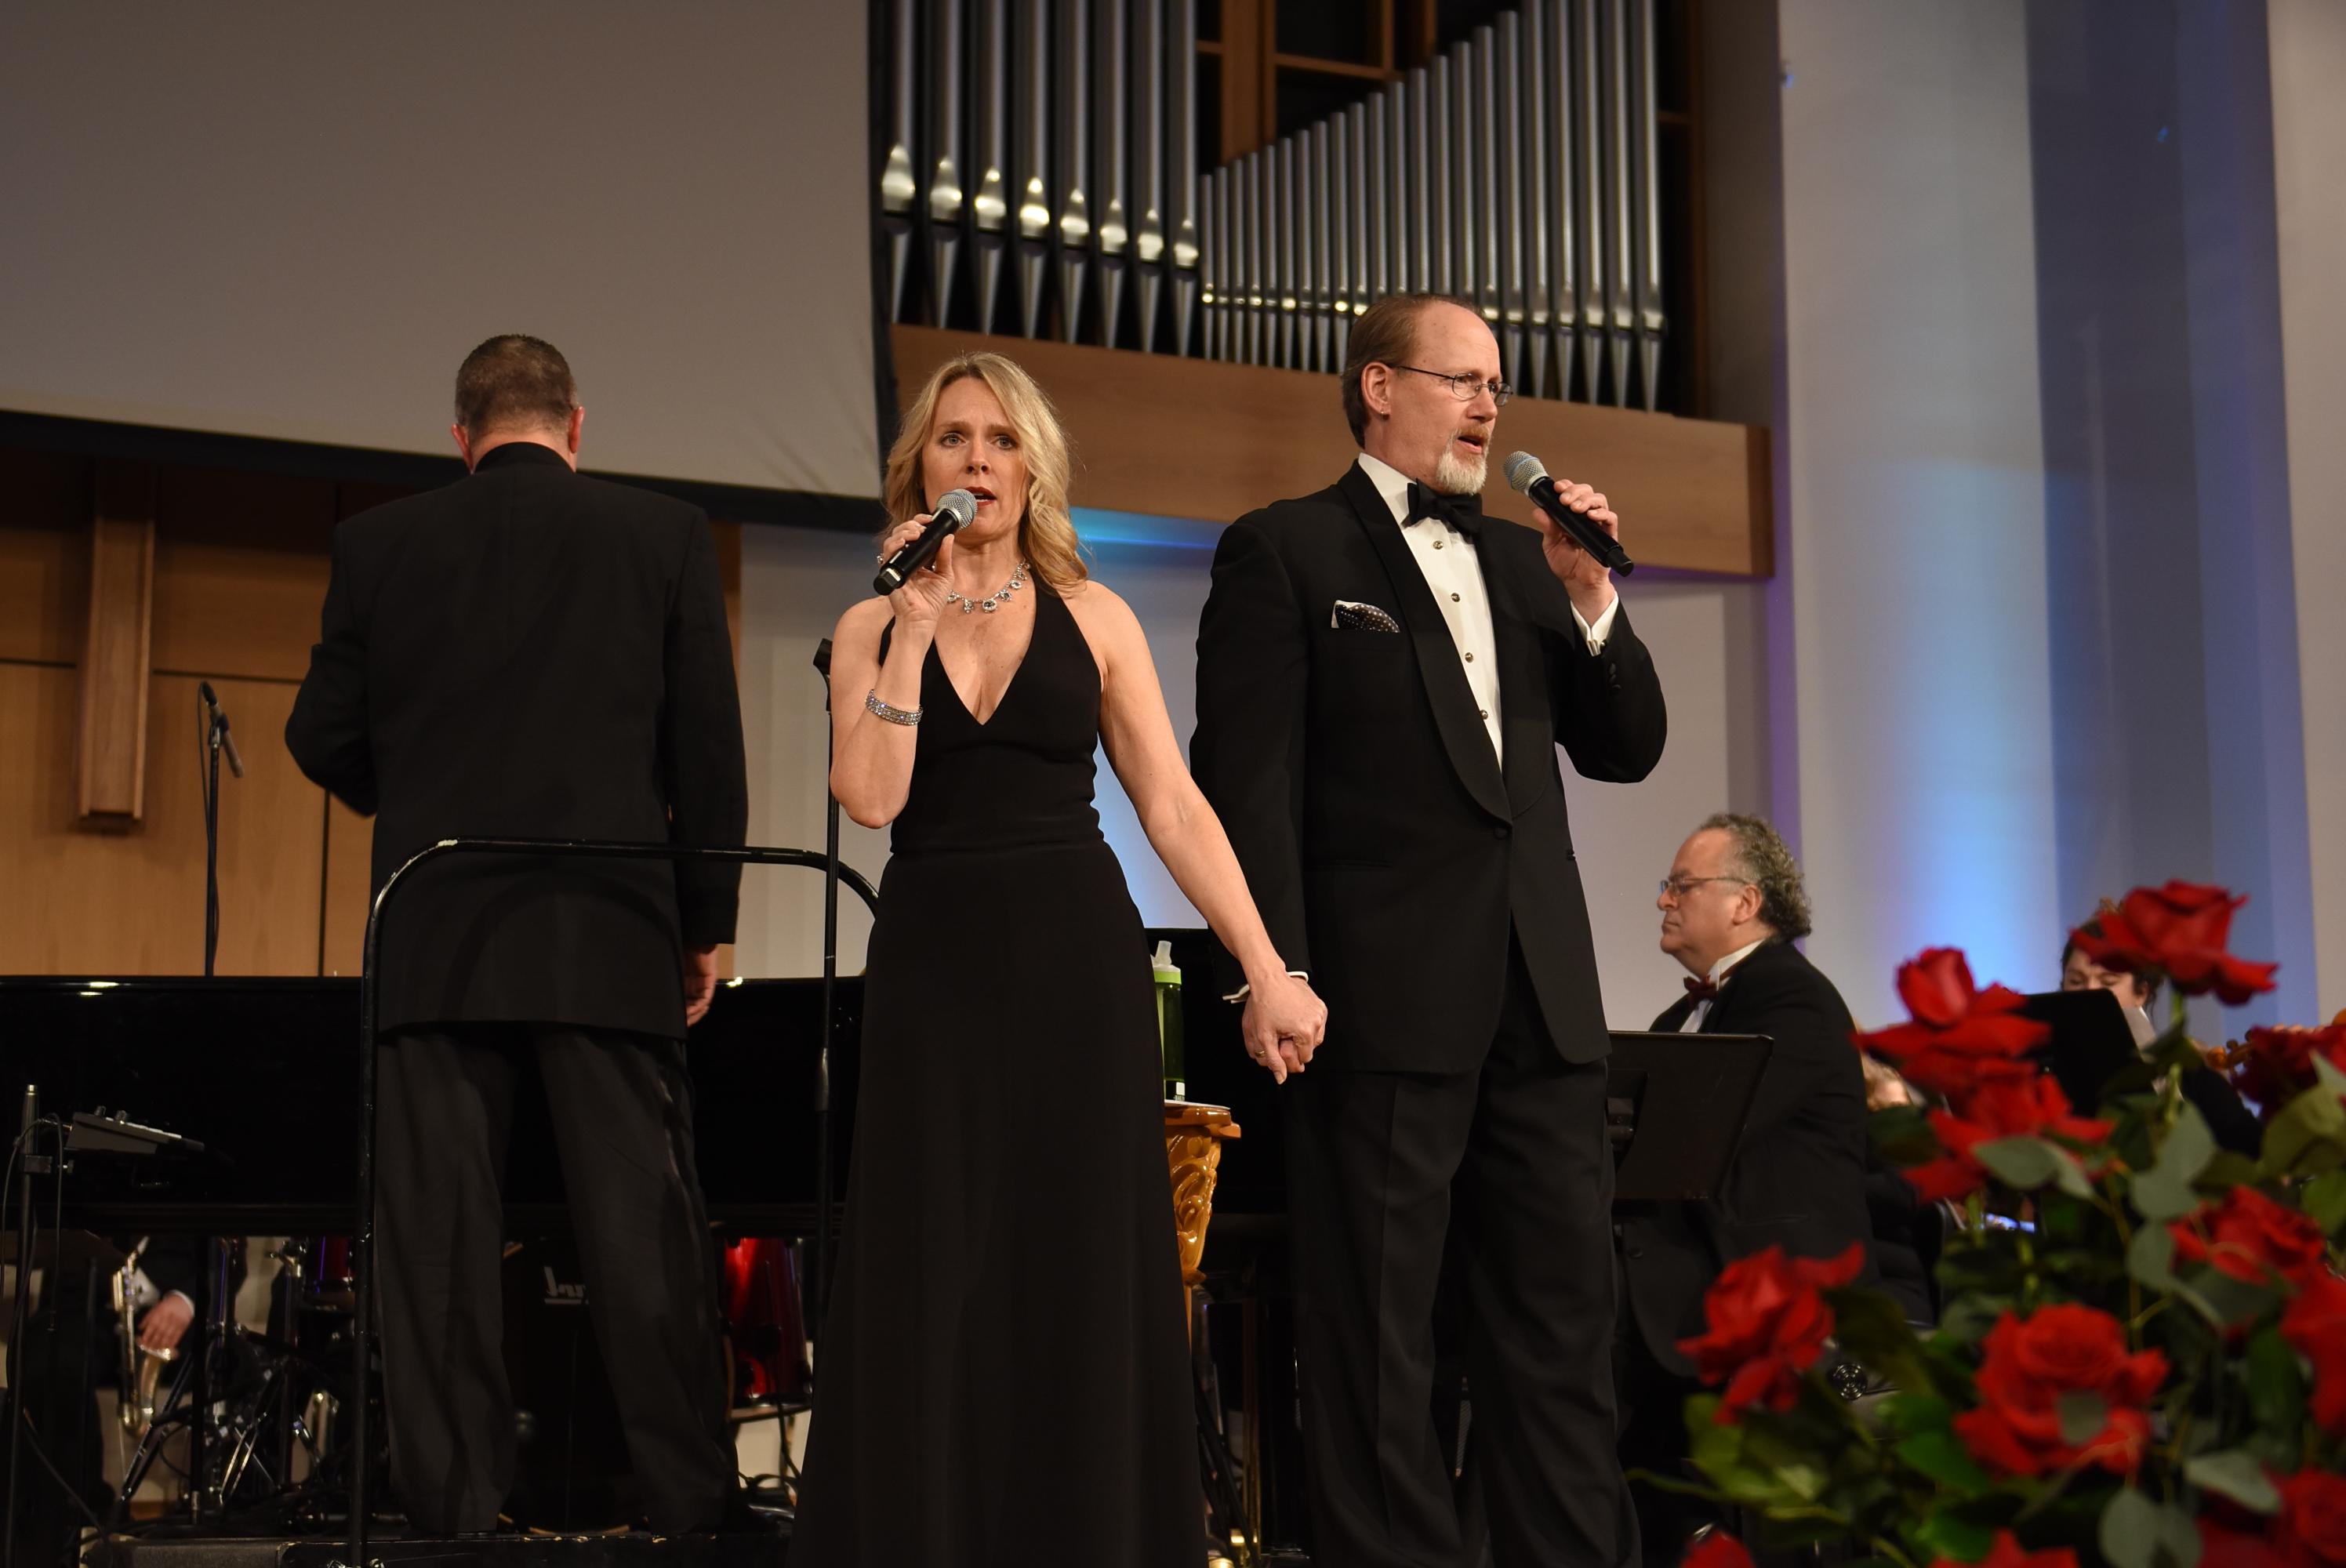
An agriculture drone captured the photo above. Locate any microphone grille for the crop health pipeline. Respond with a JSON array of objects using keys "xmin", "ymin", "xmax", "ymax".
[
  {"xmin": 934, "ymin": 488, "xmax": 979, "ymax": 530},
  {"xmin": 1502, "ymin": 451, "xmax": 1546, "ymax": 495}
]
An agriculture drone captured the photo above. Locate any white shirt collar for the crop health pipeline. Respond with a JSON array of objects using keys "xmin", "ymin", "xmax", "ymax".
[
  {"xmin": 1356, "ymin": 452, "xmax": 1422, "ymax": 526},
  {"xmin": 1707, "ymin": 938, "xmax": 1769, "ymax": 988}
]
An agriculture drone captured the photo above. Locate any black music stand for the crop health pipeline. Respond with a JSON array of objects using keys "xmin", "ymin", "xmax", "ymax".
[
  {"xmin": 2017, "ymin": 989, "xmax": 2142, "ymax": 1112},
  {"xmin": 1606, "ymin": 1031, "xmax": 1774, "ymax": 1202}
]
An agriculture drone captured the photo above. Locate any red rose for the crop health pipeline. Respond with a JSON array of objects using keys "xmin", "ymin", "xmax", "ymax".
[
  {"xmin": 1676, "ymin": 1243, "xmax": 1867, "ymax": 1421},
  {"xmin": 1904, "ymin": 1076, "xmax": 2114, "ymax": 1203},
  {"xmin": 2228, "ymin": 1025, "xmax": 2346, "ymax": 1113},
  {"xmin": 2275, "ymin": 1471, "xmax": 2346, "ymax": 1568},
  {"xmin": 2202, "ymin": 1518, "xmax": 2292, "ymax": 1568},
  {"xmin": 1952, "ymin": 1304, "xmax": 2169, "ymax": 1477},
  {"xmin": 2068, "ymin": 882, "xmax": 2279, "ymax": 1004},
  {"xmin": 1853, "ymin": 949, "xmax": 2050, "ymax": 1099},
  {"xmin": 1682, "ymin": 1531, "xmax": 1754, "ymax": 1568},
  {"xmin": 1933, "ymin": 1531, "xmax": 2080, "ymax": 1568},
  {"xmin": 2170, "ymin": 1186, "xmax": 2330, "ymax": 1288},
  {"xmin": 2280, "ymin": 1271, "xmax": 2346, "ymax": 1437}
]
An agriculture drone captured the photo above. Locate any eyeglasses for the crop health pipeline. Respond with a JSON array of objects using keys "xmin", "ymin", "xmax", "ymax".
[
  {"xmin": 1657, "ymin": 875, "xmax": 1750, "ymax": 901},
  {"xmin": 1389, "ymin": 365, "xmax": 1513, "ymax": 407}
]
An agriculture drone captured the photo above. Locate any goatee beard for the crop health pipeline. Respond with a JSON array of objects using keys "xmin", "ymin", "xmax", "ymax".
[{"xmin": 1434, "ymin": 446, "xmax": 1487, "ymax": 496}]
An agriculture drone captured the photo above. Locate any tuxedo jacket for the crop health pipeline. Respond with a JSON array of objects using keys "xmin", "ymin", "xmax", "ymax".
[
  {"xmin": 1191, "ymin": 463, "xmax": 1667, "ymax": 1073},
  {"xmin": 1620, "ymin": 938, "xmax": 1876, "ymax": 1369},
  {"xmin": 286, "ymin": 442, "xmax": 748, "ymax": 1039}
]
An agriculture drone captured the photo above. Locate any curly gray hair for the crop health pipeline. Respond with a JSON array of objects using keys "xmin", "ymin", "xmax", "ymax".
[{"xmin": 1701, "ymin": 811, "xmax": 1812, "ymax": 942}]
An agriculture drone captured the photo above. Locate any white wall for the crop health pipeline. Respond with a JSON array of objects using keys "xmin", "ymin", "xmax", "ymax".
[
  {"xmin": 735, "ymin": 524, "xmax": 892, "ymax": 979},
  {"xmin": 2268, "ymin": 0, "xmax": 2346, "ymax": 1021},
  {"xmin": 1774, "ymin": 0, "xmax": 2059, "ymax": 1022}
]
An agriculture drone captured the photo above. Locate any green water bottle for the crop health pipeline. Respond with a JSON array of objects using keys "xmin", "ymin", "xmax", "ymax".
[{"xmin": 1153, "ymin": 940, "xmax": 1186, "ymax": 1101}]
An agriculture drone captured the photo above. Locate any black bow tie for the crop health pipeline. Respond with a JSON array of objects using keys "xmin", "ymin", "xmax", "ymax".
[{"xmin": 1406, "ymin": 482, "xmax": 1481, "ymax": 538}]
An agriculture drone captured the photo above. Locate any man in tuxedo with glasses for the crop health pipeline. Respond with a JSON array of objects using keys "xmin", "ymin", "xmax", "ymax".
[{"xmin": 1192, "ymin": 292, "xmax": 1668, "ymax": 1567}]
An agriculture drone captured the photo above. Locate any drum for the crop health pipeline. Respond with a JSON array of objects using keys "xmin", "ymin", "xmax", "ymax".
[{"xmin": 721, "ymin": 1236, "xmax": 812, "ymax": 1414}]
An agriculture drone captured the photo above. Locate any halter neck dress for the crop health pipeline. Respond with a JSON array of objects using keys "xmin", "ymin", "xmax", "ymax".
[{"xmin": 788, "ymin": 586, "xmax": 1197, "ymax": 1566}]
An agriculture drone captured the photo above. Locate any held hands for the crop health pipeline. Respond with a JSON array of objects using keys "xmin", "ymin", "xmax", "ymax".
[
  {"xmin": 878, "ymin": 515, "xmax": 957, "ymax": 633},
  {"xmin": 1534, "ymin": 480, "xmax": 1620, "ymax": 621},
  {"xmin": 1240, "ymin": 971, "xmax": 1328, "ymax": 1085}
]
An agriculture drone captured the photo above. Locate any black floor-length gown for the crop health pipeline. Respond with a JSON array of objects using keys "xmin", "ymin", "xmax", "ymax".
[{"xmin": 789, "ymin": 586, "xmax": 1198, "ymax": 1566}]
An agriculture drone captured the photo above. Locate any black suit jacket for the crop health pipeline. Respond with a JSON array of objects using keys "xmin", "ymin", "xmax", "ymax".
[
  {"xmin": 1621, "ymin": 938, "xmax": 1875, "ymax": 1370},
  {"xmin": 286, "ymin": 443, "xmax": 748, "ymax": 1039},
  {"xmin": 1191, "ymin": 463, "xmax": 1667, "ymax": 1072}
]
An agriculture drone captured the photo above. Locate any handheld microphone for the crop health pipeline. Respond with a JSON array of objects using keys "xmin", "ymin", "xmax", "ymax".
[
  {"xmin": 873, "ymin": 489, "xmax": 979, "ymax": 595},
  {"xmin": 1503, "ymin": 452, "xmax": 1636, "ymax": 576},
  {"xmin": 196, "ymin": 681, "xmax": 245, "ymax": 779}
]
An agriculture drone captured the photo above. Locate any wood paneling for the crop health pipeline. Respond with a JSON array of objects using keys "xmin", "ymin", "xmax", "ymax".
[
  {"xmin": 151, "ymin": 466, "xmax": 337, "ymax": 681},
  {"xmin": 0, "ymin": 448, "xmax": 91, "ymax": 665},
  {"xmin": 892, "ymin": 325, "xmax": 1774, "ymax": 575},
  {"xmin": 75, "ymin": 463, "xmax": 156, "ymax": 822},
  {"xmin": 321, "ymin": 794, "xmax": 374, "ymax": 978},
  {"xmin": 1, "ymin": 666, "xmax": 325, "ymax": 975}
]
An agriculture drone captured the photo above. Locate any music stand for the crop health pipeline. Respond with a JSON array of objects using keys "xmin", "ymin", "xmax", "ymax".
[
  {"xmin": 1606, "ymin": 1032, "xmax": 1773, "ymax": 1202},
  {"xmin": 2016, "ymin": 989, "xmax": 2141, "ymax": 1111}
]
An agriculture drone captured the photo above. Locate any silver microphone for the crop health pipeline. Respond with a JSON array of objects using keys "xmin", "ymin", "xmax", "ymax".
[
  {"xmin": 873, "ymin": 488, "xmax": 979, "ymax": 594},
  {"xmin": 1503, "ymin": 452, "xmax": 1635, "ymax": 575}
]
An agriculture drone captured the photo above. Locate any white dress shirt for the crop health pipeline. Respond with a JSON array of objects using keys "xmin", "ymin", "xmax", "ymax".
[
  {"xmin": 1680, "ymin": 938, "xmax": 1768, "ymax": 1033},
  {"xmin": 1354, "ymin": 453, "xmax": 1618, "ymax": 766}
]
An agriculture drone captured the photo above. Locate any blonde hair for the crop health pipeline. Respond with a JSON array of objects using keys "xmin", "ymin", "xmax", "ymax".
[{"xmin": 882, "ymin": 351, "xmax": 1087, "ymax": 594}]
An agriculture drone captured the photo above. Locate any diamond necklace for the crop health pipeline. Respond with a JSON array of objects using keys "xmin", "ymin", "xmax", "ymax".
[{"xmin": 943, "ymin": 559, "xmax": 1030, "ymax": 614}]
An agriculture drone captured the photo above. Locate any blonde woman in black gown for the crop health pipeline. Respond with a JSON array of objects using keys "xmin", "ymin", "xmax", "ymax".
[{"xmin": 791, "ymin": 351, "xmax": 1327, "ymax": 1566}]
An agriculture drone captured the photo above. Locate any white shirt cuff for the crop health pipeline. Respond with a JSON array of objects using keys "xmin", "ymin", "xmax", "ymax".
[
  {"xmin": 1571, "ymin": 591, "xmax": 1621, "ymax": 654},
  {"xmin": 1224, "ymin": 970, "xmax": 1310, "ymax": 1004}
]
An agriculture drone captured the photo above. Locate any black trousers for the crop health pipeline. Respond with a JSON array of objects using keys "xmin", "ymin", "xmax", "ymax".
[
  {"xmin": 376, "ymin": 1024, "xmax": 734, "ymax": 1534},
  {"xmin": 1286, "ymin": 936, "xmax": 1635, "ymax": 1568}
]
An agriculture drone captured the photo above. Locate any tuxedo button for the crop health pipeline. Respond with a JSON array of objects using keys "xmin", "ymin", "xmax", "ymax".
[
  {"xmin": 1463, "ymin": 652, "xmax": 1474, "ymax": 662},
  {"xmin": 1492, "ymin": 824, "xmax": 1510, "ymax": 840},
  {"xmin": 1451, "ymin": 592, "xmax": 1461, "ymax": 602}
]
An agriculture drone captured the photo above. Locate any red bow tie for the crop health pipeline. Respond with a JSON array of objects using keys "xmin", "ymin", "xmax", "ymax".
[{"xmin": 1683, "ymin": 975, "xmax": 1720, "ymax": 1003}]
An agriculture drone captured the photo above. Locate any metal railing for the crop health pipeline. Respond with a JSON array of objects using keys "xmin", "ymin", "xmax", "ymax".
[
  {"xmin": 881, "ymin": 0, "xmax": 1666, "ymax": 409},
  {"xmin": 343, "ymin": 837, "xmax": 877, "ymax": 1564}
]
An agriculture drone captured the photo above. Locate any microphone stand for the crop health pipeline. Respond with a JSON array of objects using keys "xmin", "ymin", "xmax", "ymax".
[
  {"xmin": 809, "ymin": 640, "xmax": 841, "ymax": 1344},
  {"xmin": 197, "ymin": 683, "xmax": 244, "ymax": 978}
]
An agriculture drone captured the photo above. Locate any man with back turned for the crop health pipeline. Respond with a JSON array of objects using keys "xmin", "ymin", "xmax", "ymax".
[
  {"xmin": 1192, "ymin": 293, "xmax": 1668, "ymax": 1566},
  {"xmin": 286, "ymin": 335, "xmax": 746, "ymax": 1535}
]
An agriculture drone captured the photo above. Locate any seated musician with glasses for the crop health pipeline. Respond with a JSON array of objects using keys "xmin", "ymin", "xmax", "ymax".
[{"xmin": 1614, "ymin": 813, "xmax": 1876, "ymax": 1566}]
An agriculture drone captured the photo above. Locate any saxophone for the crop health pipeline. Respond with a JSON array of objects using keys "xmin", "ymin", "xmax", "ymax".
[{"xmin": 111, "ymin": 1240, "xmax": 176, "ymax": 1443}]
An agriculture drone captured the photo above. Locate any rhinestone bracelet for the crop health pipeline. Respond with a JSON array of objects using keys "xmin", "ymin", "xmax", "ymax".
[{"xmin": 864, "ymin": 689, "xmax": 922, "ymax": 727}]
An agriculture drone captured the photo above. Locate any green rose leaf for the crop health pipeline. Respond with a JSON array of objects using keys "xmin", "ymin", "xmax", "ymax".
[
  {"xmin": 2315, "ymin": 1051, "xmax": 2346, "ymax": 1096},
  {"xmin": 1683, "ymin": 1399, "xmax": 1797, "ymax": 1507},
  {"xmin": 2126, "ymin": 1222, "xmax": 2178, "ymax": 1290},
  {"xmin": 1892, "ymin": 1428, "xmax": 1989, "ymax": 1499},
  {"xmin": 2184, "ymin": 1450, "xmax": 2279, "ymax": 1514},
  {"xmin": 2101, "ymin": 1485, "xmax": 2203, "ymax": 1568},
  {"xmin": 2131, "ymin": 1104, "xmax": 2217, "ymax": 1221},
  {"xmin": 2259, "ymin": 1081, "xmax": 2346, "ymax": 1182},
  {"xmin": 1973, "ymin": 1135, "xmax": 2094, "ymax": 1198},
  {"xmin": 2301, "ymin": 1171, "xmax": 2346, "ymax": 1237},
  {"xmin": 1916, "ymin": 1508, "xmax": 2000, "ymax": 1566},
  {"xmin": 1974, "ymin": 1135, "xmax": 2058, "ymax": 1189},
  {"xmin": 2244, "ymin": 1327, "xmax": 2307, "ymax": 1457},
  {"xmin": 2056, "ymin": 1391, "xmax": 2108, "ymax": 1447}
]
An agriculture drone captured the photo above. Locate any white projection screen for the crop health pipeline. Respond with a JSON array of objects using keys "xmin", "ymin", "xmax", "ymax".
[{"xmin": 0, "ymin": 3, "xmax": 878, "ymax": 499}]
